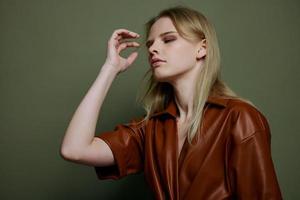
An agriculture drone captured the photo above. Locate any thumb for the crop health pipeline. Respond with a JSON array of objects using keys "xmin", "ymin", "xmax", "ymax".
[{"xmin": 126, "ymin": 51, "xmax": 138, "ymax": 67}]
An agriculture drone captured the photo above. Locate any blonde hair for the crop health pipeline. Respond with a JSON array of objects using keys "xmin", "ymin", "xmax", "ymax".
[{"xmin": 136, "ymin": 5, "xmax": 254, "ymax": 145}]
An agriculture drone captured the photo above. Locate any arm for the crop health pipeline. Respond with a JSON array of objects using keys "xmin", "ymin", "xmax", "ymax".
[
  {"xmin": 60, "ymin": 66, "xmax": 117, "ymax": 165},
  {"xmin": 229, "ymin": 130, "xmax": 282, "ymax": 199},
  {"xmin": 228, "ymin": 102, "xmax": 282, "ymax": 199},
  {"xmin": 60, "ymin": 29, "xmax": 140, "ymax": 166},
  {"xmin": 94, "ymin": 117, "xmax": 146, "ymax": 180}
]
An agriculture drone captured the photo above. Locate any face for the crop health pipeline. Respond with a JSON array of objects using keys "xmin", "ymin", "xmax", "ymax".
[{"xmin": 146, "ymin": 17, "xmax": 206, "ymax": 83}]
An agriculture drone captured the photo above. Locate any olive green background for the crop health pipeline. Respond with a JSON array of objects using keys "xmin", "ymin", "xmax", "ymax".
[{"xmin": 1, "ymin": 0, "xmax": 299, "ymax": 199}]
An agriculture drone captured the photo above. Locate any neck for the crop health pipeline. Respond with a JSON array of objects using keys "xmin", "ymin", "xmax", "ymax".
[
  {"xmin": 163, "ymin": 56, "xmax": 206, "ymax": 122},
  {"xmin": 170, "ymin": 65, "xmax": 203, "ymax": 122}
]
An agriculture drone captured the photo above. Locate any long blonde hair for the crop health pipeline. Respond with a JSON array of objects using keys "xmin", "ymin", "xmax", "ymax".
[{"xmin": 136, "ymin": 5, "xmax": 254, "ymax": 145}]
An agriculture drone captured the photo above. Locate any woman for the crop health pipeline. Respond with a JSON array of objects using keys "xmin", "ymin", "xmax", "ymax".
[{"xmin": 60, "ymin": 6, "xmax": 282, "ymax": 199}]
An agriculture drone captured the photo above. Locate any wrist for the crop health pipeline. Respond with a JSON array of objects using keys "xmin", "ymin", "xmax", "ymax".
[{"xmin": 100, "ymin": 63, "xmax": 119, "ymax": 76}]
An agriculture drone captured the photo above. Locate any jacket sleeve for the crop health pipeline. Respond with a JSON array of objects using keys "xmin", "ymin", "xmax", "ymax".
[
  {"xmin": 228, "ymin": 103, "xmax": 282, "ymax": 199},
  {"xmin": 94, "ymin": 116, "xmax": 146, "ymax": 180}
]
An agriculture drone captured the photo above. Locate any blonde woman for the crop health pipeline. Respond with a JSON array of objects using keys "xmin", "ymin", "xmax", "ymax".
[{"xmin": 60, "ymin": 6, "xmax": 282, "ymax": 199}]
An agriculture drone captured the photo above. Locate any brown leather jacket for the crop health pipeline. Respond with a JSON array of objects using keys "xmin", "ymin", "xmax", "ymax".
[{"xmin": 94, "ymin": 95, "xmax": 282, "ymax": 199}]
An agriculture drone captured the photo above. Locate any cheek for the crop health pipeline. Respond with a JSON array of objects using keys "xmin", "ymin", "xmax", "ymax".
[{"xmin": 169, "ymin": 46, "xmax": 196, "ymax": 68}]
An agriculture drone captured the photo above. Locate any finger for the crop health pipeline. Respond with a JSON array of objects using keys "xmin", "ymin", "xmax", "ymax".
[
  {"xmin": 113, "ymin": 35, "xmax": 122, "ymax": 41},
  {"xmin": 117, "ymin": 37, "xmax": 141, "ymax": 49},
  {"xmin": 117, "ymin": 42, "xmax": 140, "ymax": 54},
  {"xmin": 109, "ymin": 35, "xmax": 126, "ymax": 49},
  {"xmin": 109, "ymin": 29, "xmax": 140, "ymax": 51},
  {"xmin": 115, "ymin": 35, "xmax": 139, "ymax": 44},
  {"xmin": 118, "ymin": 41, "xmax": 140, "ymax": 47},
  {"xmin": 110, "ymin": 33, "xmax": 139, "ymax": 48},
  {"xmin": 126, "ymin": 51, "xmax": 138, "ymax": 66},
  {"xmin": 115, "ymin": 29, "xmax": 139, "ymax": 37},
  {"xmin": 112, "ymin": 29, "xmax": 140, "ymax": 40},
  {"xmin": 112, "ymin": 35, "xmax": 122, "ymax": 47}
]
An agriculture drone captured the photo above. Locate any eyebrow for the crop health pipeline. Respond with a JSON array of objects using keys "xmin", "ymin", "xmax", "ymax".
[{"xmin": 146, "ymin": 31, "xmax": 177, "ymax": 47}]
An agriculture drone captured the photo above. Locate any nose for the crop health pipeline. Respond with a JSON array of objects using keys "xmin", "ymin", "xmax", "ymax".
[{"xmin": 148, "ymin": 40, "xmax": 160, "ymax": 55}]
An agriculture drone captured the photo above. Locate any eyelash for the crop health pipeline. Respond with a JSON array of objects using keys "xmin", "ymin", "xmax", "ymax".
[
  {"xmin": 164, "ymin": 38, "xmax": 175, "ymax": 43},
  {"xmin": 146, "ymin": 38, "xmax": 175, "ymax": 48}
]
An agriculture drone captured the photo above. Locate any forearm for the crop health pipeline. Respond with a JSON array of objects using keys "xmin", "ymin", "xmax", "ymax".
[{"xmin": 60, "ymin": 64, "xmax": 118, "ymax": 159}]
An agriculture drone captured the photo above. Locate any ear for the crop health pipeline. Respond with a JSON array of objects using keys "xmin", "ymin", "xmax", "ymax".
[{"xmin": 196, "ymin": 39, "xmax": 207, "ymax": 60}]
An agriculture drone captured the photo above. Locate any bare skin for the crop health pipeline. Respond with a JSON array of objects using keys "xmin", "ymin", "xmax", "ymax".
[
  {"xmin": 60, "ymin": 17, "xmax": 206, "ymax": 167},
  {"xmin": 60, "ymin": 29, "xmax": 140, "ymax": 166},
  {"xmin": 147, "ymin": 17, "xmax": 206, "ymax": 123},
  {"xmin": 147, "ymin": 17, "xmax": 206, "ymax": 156}
]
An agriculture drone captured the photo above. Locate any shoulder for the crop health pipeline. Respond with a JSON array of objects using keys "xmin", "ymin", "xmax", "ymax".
[
  {"xmin": 123, "ymin": 115, "xmax": 148, "ymax": 131},
  {"xmin": 225, "ymin": 98, "xmax": 271, "ymax": 142}
]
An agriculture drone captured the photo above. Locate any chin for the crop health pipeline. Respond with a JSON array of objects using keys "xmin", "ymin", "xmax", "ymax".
[
  {"xmin": 153, "ymin": 72, "xmax": 177, "ymax": 83},
  {"xmin": 152, "ymin": 72, "xmax": 166, "ymax": 82}
]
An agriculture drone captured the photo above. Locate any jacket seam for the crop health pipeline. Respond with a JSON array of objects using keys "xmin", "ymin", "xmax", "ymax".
[{"xmin": 239, "ymin": 129, "xmax": 266, "ymax": 144}]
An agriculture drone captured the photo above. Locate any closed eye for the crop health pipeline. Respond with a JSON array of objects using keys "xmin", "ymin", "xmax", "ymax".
[
  {"xmin": 146, "ymin": 38, "xmax": 176, "ymax": 49},
  {"xmin": 164, "ymin": 39, "xmax": 175, "ymax": 43}
]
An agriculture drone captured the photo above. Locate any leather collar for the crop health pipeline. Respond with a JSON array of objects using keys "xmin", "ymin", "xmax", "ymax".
[{"xmin": 149, "ymin": 95, "xmax": 229, "ymax": 118}]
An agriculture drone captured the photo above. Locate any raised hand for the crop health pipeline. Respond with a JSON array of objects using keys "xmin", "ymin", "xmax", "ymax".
[{"xmin": 103, "ymin": 29, "xmax": 140, "ymax": 74}]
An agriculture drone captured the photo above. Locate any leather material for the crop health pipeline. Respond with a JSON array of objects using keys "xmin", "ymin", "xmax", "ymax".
[{"xmin": 95, "ymin": 95, "xmax": 282, "ymax": 199}]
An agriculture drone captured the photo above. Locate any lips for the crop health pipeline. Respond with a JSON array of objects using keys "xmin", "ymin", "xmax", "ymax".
[{"xmin": 150, "ymin": 57, "xmax": 166, "ymax": 66}]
